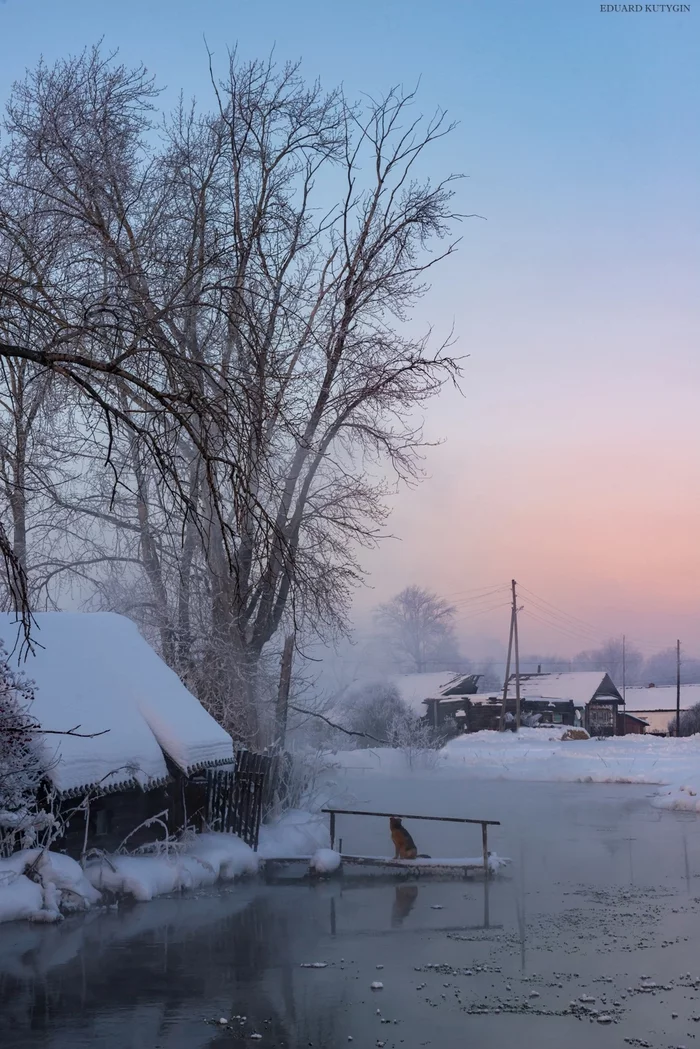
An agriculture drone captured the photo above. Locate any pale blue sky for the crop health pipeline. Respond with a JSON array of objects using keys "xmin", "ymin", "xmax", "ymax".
[{"xmin": 0, "ymin": 0, "xmax": 698, "ymax": 653}]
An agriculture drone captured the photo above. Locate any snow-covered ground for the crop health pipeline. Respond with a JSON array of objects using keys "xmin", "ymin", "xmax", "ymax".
[
  {"xmin": 0, "ymin": 816, "xmax": 331, "ymax": 925},
  {"xmin": 327, "ymin": 729, "xmax": 700, "ymax": 813}
]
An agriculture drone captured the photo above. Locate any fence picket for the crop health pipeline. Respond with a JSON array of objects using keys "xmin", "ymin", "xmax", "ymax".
[{"xmin": 201, "ymin": 752, "xmax": 272, "ymax": 848}]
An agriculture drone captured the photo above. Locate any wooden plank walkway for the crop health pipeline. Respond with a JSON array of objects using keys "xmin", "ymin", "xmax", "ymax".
[{"xmin": 262, "ymin": 853, "xmax": 506, "ymax": 878}]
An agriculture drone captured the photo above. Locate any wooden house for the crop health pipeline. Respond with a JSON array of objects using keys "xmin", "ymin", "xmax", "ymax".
[
  {"xmin": 0, "ymin": 612, "xmax": 236, "ymax": 856},
  {"xmin": 419, "ymin": 674, "xmax": 481, "ymax": 729},
  {"xmin": 621, "ymin": 683, "xmax": 700, "ymax": 735},
  {"xmin": 617, "ymin": 711, "xmax": 648, "ymax": 735},
  {"xmin": 505, "ymin": 671, "xmax": 624, "ymax": 736}
]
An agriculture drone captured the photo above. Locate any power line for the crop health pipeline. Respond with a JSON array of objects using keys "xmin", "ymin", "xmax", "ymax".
[
  {"xmin": 518, "ymin": 585, "xmax": 605, "ymax": 637},
  {"xmin": 442, "ymin": 582, "xmax": 510, "ymax": 601},
  {"xmin": 451, "ymin": 587, "xmax": 512, "ymax": 610},
  {"xmin": 454, "ymin": 600, "xmax": 512, "ymax": 623},
  {"xmin": 520, "ymin": 607, "xmax": 607, "ymax": 648}
]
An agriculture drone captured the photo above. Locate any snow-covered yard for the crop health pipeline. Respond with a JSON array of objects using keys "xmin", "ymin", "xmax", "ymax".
[{"xmin": 327, "ymin": 729, "xmax": 700, "ymax": 813}]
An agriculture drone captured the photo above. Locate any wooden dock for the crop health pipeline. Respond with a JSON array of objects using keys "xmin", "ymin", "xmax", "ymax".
[
  {"xmin": 262, "ymin": 852, "xmax": 506, "ymax": 879},
  {"xmin": 321, "ymin": 807, "xmax": 501, "ymax": 878}
]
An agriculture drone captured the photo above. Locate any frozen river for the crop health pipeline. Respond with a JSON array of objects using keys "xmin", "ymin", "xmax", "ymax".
[{"xmin": 2, "ymin": 779, "xmax": 700, "ymax": 1049}]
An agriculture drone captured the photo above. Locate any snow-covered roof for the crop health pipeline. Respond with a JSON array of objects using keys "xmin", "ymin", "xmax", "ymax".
[
  {"xmin": 506, "ymin": 671, "xmax": 621, "ymax": 706},
  {"xmin": 623, "ymin": 684, "xmax": 700, "ymax": 712},
  {"xmin": 0, "ymin": 613, "xmax": 234, "ymax": 797},
  {"xmin": 391, "ymin": 671, "xmax": 469, "ymax": 715}
]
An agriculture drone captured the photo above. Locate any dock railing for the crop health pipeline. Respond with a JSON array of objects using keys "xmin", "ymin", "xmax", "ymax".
[{"xmin": 321, "ymin": 808, "xmax": 501, "ymax": 877}]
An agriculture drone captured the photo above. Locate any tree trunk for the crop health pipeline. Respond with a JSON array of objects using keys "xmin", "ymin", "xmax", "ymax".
[{"xmin": 275, "ymin": 633, "xmax": 295, "ymax": 749}]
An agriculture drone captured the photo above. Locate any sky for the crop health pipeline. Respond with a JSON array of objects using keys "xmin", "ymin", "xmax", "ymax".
[{"xmin": 0, "ymin": 0, "xmax": 698, "ymax": 659}]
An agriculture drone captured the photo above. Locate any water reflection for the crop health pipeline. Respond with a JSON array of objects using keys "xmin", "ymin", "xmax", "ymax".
[
  {"xmin": 391, "ymin": 883, "xmax": 419, "ymax": 927},
  {"xmin": 0, "ymin": 876, "xmax": 502, "ymax": 1049},
  {"xmin": 0, "ymin": 888, "xmax": 341, "ymax": 1049},
  {"xmin": 4, "ymin": 784, "xmax": 697, "ymax": 1049}
]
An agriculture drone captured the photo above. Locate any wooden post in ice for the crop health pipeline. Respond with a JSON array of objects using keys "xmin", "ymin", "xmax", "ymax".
[{"xmin": 481, "ymin": 822, "xmax": 489, "ymax": 878}]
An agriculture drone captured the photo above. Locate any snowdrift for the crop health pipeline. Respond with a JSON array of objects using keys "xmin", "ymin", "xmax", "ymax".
[{"xmin": 0, "ymin": 849, "xmax": 101, "ymax": 924}]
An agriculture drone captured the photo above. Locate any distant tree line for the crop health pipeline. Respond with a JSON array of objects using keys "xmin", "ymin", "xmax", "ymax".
[{"xmin": 371, "ymin": 587, "xmax": 700, "ymax": 691}]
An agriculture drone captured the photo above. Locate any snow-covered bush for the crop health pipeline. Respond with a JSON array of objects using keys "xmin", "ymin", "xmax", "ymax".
[
  {"xmin": 344, "ymin": 681, "xmax": 413, "ymax": 746},
  {"xmin": 0, "ymin": 644, "xmax": 50, "ymax": 855},
  {"xmin": 389, "ymin": 711, "xmax": 447, "ymax": 770},
  {"xmin": 272, "ymin": 747, "xmax": 338, "ymax": 815}
]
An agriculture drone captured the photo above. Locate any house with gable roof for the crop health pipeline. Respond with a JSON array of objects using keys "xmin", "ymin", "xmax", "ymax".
[{"xmin": 0, "ymin": 612, "xmax": 237, "ymax": 854}]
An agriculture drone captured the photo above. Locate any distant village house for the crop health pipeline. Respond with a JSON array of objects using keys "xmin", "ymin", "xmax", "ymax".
[{"xmin": 399, "ymin": 669, "xmax": 641, "ymax": 737}]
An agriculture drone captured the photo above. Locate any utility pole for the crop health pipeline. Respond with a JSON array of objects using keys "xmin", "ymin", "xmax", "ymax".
[
  {"xmin": 498, "ymin": 605, "xmax": 515, "ymax": 731},
  {"xmin": 512, "ymin": 579, "xmax": 521, "ymax": 731},
  {"xmin": 676, "ymin": 639, "xmax": 681, "ymax": 738},
  {"xmin": 625, "ymin": 629, "xmax": 629, "ymax": 738}
]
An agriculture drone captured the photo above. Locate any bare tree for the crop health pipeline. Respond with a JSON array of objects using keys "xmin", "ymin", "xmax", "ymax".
[
  {"xmin": 644, "ymin": 648, "xmax": 700, "ymax": 687},
  {"xmin": 669, "ymin": 702, "xmax": 700, "ymax": 737},
  {"xmin": 343, "ymin": 681, "xmax": 412, "ymax": 747},
  {"xmin": 0, "ymin": 47, "xmax": 465, "ymax": 741},
  {"xmin": 574, "ymin": 638, "xmax": 643, "ymax": 687},
  {"xmin": 374, "ymin": 585, "xmax": 460, "ymax": 673}
]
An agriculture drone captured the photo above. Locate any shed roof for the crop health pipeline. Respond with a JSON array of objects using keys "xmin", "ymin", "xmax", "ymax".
[
  {"xmin": 506, "ymin": 671, "xmax": 622, "ymax": 705},
  {"xmin": 391, "ymin": 671, "xmax": 476, "ymax": 715},
  {"xmin": 623, "ymin": 683, "xmax": 700, "ymax": 712},
  {"xmin": 0, "ymin": 612, "xmax": 234, "ymax": 796},
  {"xmin": 623, "ymin": 712, "xmax": 649, "ymax": 726}
]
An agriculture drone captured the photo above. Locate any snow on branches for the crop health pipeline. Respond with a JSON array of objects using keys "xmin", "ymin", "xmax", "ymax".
[{"xmin": 0, "ymin": 643, "xmax": 48, "ymax": 852}]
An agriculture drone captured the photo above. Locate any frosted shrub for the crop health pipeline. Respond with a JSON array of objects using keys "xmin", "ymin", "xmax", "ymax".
[
  {"xmin": 389, "ymin": 713, "xmax": 446, "ymax": 771},
  {"xmin": 0, "ymin": 644, "xmax": 48, "ymax": 855},
  {"xmin": 344, "ymin": 682, "xmax": 413, "ymax": 747},
  {"xmin": 273, "ymin": 747, "xmax": 339, "ymax": 815}
]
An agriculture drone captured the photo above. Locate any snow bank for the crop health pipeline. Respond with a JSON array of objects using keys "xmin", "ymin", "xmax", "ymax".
[
  {"xmin": 652, "ymin": 783, "xmax": 700, "ymax": 813},
  {"xmin": 328, "ymin": 732, "xmax": 700, "ymax": 815},
  {"xmin": 0, "ymin": 848, "xmax": 100, "ymax": 923},
  {"xmin": 84, "ymin": 833, "xmax": 259, "ymax": 902},
  {"xmin": 182, "ymin": 832, "xmax": 259, "ymax": 884},
  {"xmin": 310, "ymin": 848, "xmax": 341, "ymax": 874},
  {"xmin": 85, "ymin": 855, "xmax": 189, "ymax": 901},
  {"xmin": 258, "ymin": 809, "xmax": 329, "ymax": 858},
  {"xmin": 0, "ymin": 873, "xmax": 43, "ymax": 924}
]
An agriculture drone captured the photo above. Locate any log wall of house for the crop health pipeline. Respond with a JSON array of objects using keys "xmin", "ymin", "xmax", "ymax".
[{"xmin": 54, "ymin": 779, "xmax": 184, "ymax": 858}]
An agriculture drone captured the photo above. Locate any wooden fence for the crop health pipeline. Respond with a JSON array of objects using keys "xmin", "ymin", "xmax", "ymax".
[{"xmin": 204, "ymin": 750, "xmax": 273, "ymax": 850}]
